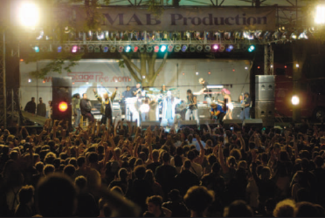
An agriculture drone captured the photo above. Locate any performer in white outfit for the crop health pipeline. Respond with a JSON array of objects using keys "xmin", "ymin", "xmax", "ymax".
[
  {"xmin": 161, "ymin": 91, "xmax": 181, "ymax": 126},
  {"xmin": 218, "ymin": 88, "xmax": 233, "ymax": 120}
]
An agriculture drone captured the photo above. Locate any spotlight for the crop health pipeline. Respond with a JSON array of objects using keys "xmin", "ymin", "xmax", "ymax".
[
  {"xmin": 18, "ymin": 2, "xmax": 40, "ymax": 28},
  {"xmin": 160, "ymin": 45, "xmax": 167, "ymax": 52},
  {"xmin": 212, "ymin": 44, "xmax": 219, "ymax": 51},
  {"xmin": 146, "ymin": 45, "xmax": 153, "ymax": 53},
  {"xmin": 315, "ymin": 5, "xmax": 325, "ymax": 24},
  {"xmin": 132, "ymin": 46, "xmax": 139, "ymax": 52},
  {"xmin": 102, "ymin": 45, "xmax": 109, "ymax": 52},
  {"xmin": 125, "ymin": 45, "xmax": 131, "ymax": 52},
  {"xmin": 57, "ymin": 46, "xmax": 62, "ymax": 53},
  {"xmin": 189, "ymin": 45, "xmax": 196, "ymax": 52},
  {"xmin": 204, "ymin": 45, "xmax": 211, "ymax": 52},
  {"xmin": 298, "ymin": 30, "xmax": 308, "ymax": 39},
  {"xmin": 110, "ymin": 45, "xmax": 116, "ymax": 52},
  {"xmin": 219, "ymin": 45, "xmax": 225, "ymax": 52},
  {"xmin": 196, "ymin": 45, "xmax": 203, "ymax": 52},
  {"xmin": 94, "ymin": 46, "xmax": 100, "ymax": 53},
  {"xmin": 248, "ymin": 45, "xmax": 255, "ymax": 52},
  {"xmin": 291, "ymin": 31, "xmax": 298, "ymax": 40},
  {"xmin": 139, "ymin": 45, "xmax": 145, "ymax": 53},
  {"xmin": 118, "ymin": 46, "xmax": 124, "ymax": 53},
  {"xmin": 167, "ymin": 45, "xmax": 174, "ymax": 52},
  {"xmin": 226, "ymin": 45, "xmax": 234, "ymax": 52},
  {"xmin": 33, "ymin": 46, "xmax": 40, "ymax": 53},
  {"xmin": 181, "ymin": 45, "xmax": 188, "ymax": 52},
  {"xmin": 174, "ymin": 44, "xmax": 181, "ymax": 52},
  {"xmin": 291, "ymin": 95, "xmax": 300, "ymax": 105},
  {"xmin": 79, "ymin": 46, "xmax": 85, "ymax": 53},
  {"xmin": 64, "ymin": 45, "xmax": 70, "ymax": 52},
  {"xmin": 154, "ymin": 45, "xmax": 159, "ymax": 53},
  {"xmin": 28, "ymin": 79, "xmax": 32, "ymax": 83},
  {"xmin": 71, "ymin": 45, "xmax": 78, "ymax": 53},
  {"xmin": 87, "ymin": 45, "xmax": 94, "ymax": 52}
]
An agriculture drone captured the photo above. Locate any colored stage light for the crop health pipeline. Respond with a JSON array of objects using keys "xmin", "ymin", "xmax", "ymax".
[
  {"xmin": 248, "ymin": 45, "xmax": 255, "ymax": 52},
  {"xmin": 160, "ymin": 45, "xmax": 167, "ymax": 52}
]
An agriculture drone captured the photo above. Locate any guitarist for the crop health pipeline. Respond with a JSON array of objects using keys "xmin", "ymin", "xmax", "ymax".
[
  {"xmin": 198, "ymin": 78, "xmax": 212, "ymax": 106},
  {"xmin": 185, "ymin": 89, "xmax": 199, "ymax": 123}
]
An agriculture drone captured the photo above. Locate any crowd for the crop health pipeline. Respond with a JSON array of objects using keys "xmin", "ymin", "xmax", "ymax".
[{"xmin": 0, "ymin": 118, "xmax": 325, "ymax": 217}]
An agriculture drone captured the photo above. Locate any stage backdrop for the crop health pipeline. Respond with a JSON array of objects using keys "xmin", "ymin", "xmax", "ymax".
[
  {"xmin": 20, "ymin": 59, "xmax": 251, "ymax": 108},
  {"xmin": 75, "ymin": 7, "xmax": 276, "ymax": 31}
]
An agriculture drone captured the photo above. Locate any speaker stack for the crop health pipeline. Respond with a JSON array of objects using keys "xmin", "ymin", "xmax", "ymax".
[{"xmin": 255, "ymin": 75, "xmax": 275, "ymax": 127}]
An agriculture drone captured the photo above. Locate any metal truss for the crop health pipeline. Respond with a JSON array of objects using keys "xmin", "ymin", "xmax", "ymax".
[{"xmin": 264, "ymin": 44, "xmax": 274, "ymax": 75}]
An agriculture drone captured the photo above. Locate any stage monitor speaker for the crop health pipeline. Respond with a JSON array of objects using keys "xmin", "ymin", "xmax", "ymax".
[
  {"xmin": 198, "ymin": 106, "xmax": 211, "ymax": 119},
  {"xmin": 232, "ymin": 107, "xmax": 242, "ymax": 119},
  {"xmin": 199, "ymin": 119, "xmax": 219, "ymax": 129},
  {"xmin": 255, "ymin": 101, "xmax": 275, "ymax": 127},
  {"xmin": 178, "ymin": 120, "xmax": 198, "ymax": 129},
  {"xmin": 243, "ymin": 119, "xmax": 263, "ymax": 131},
  {"xmin": 141, "ymin": 121, "xmax": 160, "ymax": 129},
  {"xmin": 52, "ymin": 77, "xmax": 72, "ymax": 130},
  {"xmin": 255, "ymin": 75, "xmax": 275, "ymax": 101},
  {"xmin": 222, "ymin": 119, "xmax": 243, "ymax": 130}
]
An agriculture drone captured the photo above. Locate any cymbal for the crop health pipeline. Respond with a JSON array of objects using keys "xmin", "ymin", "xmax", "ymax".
[{"xmin": 168, "ymin": 88, "xmax": 177, "ymax": 91}]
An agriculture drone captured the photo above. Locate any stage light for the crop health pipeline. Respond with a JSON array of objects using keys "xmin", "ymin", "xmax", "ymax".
[
  {"xmin": 207, "ymin": 85, "xmax": 224, "ymax": 89},
  {"xmin": 196, "ymin": 72, "xmax": 199, "ymax": 75},
  {"xmin": 291, "ymin": 31, "xmax": 298, "ymax": 40},
  {"xmin": 94, "ymin": 46, "xmax": 100, "ymax": 53},
  {"xmin": 196, "ymin": 45, "xmax": 203, "ymax": 52},
  {"xmin": 160, "ymin": 45, "xmax": 167, "ymax": 52},
  {"xmin": 146, "ymin": 45, "xmax": 153, "ymax": 52},
  {"xmin": 291, "ymin": 95, "xmax": 300, "ymax": 105},
  {"xmin": 58, "ymin": 102, "xmax": 68, "ymax": 112},
  {"xmin": 71, "ymin": 45, "xmax": 78, "ymax": 53},
  {"xmin": 125, "ymin": 45, "xmax": 131, "ymax": 52},
  {"xmin": 118, "ymin": 46, "xmax": 124, "ymax": 53},
  {"xmin": 298, "ymin": 30, "xmax": 308, "ymax": 39},
  {"xmin": 248, "ymin": 45, "xmax": 255, "ymax": 52},
  {"xmin": 219, "ymin": 45, "xmax": 225, "ymax": 52},
  {"xmin": 245, "ymin": 67, "xmax": 248, "ymax": 70},
  {"xmin": 87, "ymin": 45, "xmax": 94, "ymax": 52},
  {"xmin": 154, "ymin": 45, "xmax": 159, "ymax": 53},
  {"xmin": 57, "ymin": 46, "xmax": 62, "ymax": 53},
  {"xmin": 167, "ymin": 45, "xmax": 174, "ymax": 52},
  {"xmin": 315, "ymin": 5, "xmax": 325, "ymax": 24},
  {"xmin": 33, "ymin": 46, "xmax": 40, "ymax": 53},
  {"xmin": 64, "ymin": 45, "xmax": 70, "ymax": 52},
  {"xmin": 204, "ymin": 45, "xmax": 211, "ymax": 52},
  {"xmin": 189, "ymin": 45, "xmax": 196, "ymax": 52},
  {"xmin": 212, "ymin": 44, "xmax": 219, "ymax": 51},
  {"xmin": 181, "ymin": 45, "xmax": 188, "ymax": 52},
  {"xmin": 28, "ymin": 79, "xmax": 32, "ymax": 83},
  {"xmin": 132, "ymin": 46, "xmax": 139, "ymax": 52},
  {"xmin": 296, "ymin": 63, "xmax": 299, "ymax": 68},
  {"xmin": 102, "ymin": 45, "xmax": 109, "ymax": 52},
  {"xmin": 139, "ymin": 45, "xmax": 145, "ymax": 53},
  {"xmin": 18, "ymin": 2, "xmax": 40, "ymax": 27},
  {"xmin": 226, "ymin": 45, "xmax": 234, "ymax": 52},
  {"xmin": 79, "ymin": 46, "xmax": 85, "ymax": 53},
  {"xmin": 174, "ymin": 44, "xmax": 181, "ymax": 52},
  {"xmin": 110, "ymin": 45, "xmax": 116, "ymax": 52}
]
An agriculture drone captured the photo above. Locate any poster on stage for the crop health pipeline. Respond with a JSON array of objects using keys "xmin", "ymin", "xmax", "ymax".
[{"xmin": 75, "ymin": 7, "xmax": 276, "ymax": 31}]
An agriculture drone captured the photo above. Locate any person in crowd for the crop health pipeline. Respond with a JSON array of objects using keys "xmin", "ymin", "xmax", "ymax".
[
  {"xmin": 24, "ymin": 97, "xmax": 36, "ymax": 114},
  {"xmin": 80, "ymin": 93, "xmax": 94, "ymax": 124},
  {"xmin": 14, "ymin": 185, "xmax": 35, "ymax": 217},
  {"xmin": 240, "ymin": 92, "xmax": 251, "ymax": 120},
  {"xmin": 46, "ymin": 100, "xmax": 52, "ymax": 118},
  {"xmin": 184, "ymin": 186, "xmax": 214, "ymax": 217},
  {"xmin": 37, "ymin": 97, "xmax": 46, "ymax": 117},
  {"xmin": 72, "ymin": 93, "xmax": 81, "ymax": 129},
  {"xmin": 144, "ymin": 195, "xmax": 172, "ymax": 217},
  {"xmin": 210, "ymin": 100, "xmax": 227, "ymax": 125},
  {"xmin": 185, "ymin": 89, "xmax": 198, "ymax": 123},
  {"xmin": 93, "ymin": 88, "xmax": 117, "ymax": 125}
]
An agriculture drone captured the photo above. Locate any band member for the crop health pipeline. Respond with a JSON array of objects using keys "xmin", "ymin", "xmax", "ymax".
[
  {"xmin": 149, "ymin": 97, "xmax": 159, "ymax": 121},
  {"xmin": 131, "ymin": 83, "xmax": 142, "ymax": 97},
  {"xmin": 137, "ymin": 89, "xmax": 149, "ymax": 123},
  {"xmin": 198, "ymin": 78, "xmax": 212, "ymax": 105},
  {"xmin": 80, "ymin": 93, "xmax": 94, "ymax": 124},
  {"xmin": 161, "ymin": 91, "xmax": 181, "ymax": 126},
  {"xmin": 161, "ymin": 84, "xmax": 167, "ymax": 96},
  {"xmin": 240, "ymin": 92, "xmax": 251, "ymax": 120},
  {"xmin": 72, "ymin": 94, "xmax": 81, "ymax": 128},
  {"xmin": 122, "ymin": 86, "xmax": 133, "ymax": 99},
  {"xmin": 218, "ymin": 88, "xmax": 233, "ymax": 120},
  {"xmin": 210, "ymin": 101, "xmax": 227, "ymax": 125},
  {"xmin": 93, "ymin": 88, "xmax": 117, "ymax": 125},
  {"xmin": 185, "ymin": 89, "xmax": 199, "ymax": 123}
]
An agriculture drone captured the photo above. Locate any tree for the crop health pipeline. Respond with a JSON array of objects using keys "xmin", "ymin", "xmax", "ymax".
[{"xmin": 120, "ymin": 52, "xmax": 168, "ymax": 87}]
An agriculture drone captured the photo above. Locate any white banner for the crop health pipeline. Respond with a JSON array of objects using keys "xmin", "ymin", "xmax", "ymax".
[{"xmin": 76, "ymin": 7, "xmax": 276, "ymax": 31}]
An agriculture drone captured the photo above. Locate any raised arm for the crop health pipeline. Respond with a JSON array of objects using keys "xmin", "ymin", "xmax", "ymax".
[{"xmin": 93, "ymin": 89, "xmax": 103, "ymax": 102}]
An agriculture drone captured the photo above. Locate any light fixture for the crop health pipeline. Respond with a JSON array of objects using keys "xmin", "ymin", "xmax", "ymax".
[
  {"xmin": 146, "ymin": 45, "xmax": 153, "ymax": 52},
  {"xmin": 64, "ymin": 45, "xmax": 70, "ymax": 52},
  {"xmin": 33, "ymin": 46, "xmax": 40, "ymax": 53},
  {"xmin": 298, "ymin": 30, "xmax": 308, "ymax": 39},
  {"xmin": 132, "ymin": 46, "xmax": 139, "ymax": 52},
  {"xmin": 71, "ymin": 45, "xmax": 78, "ymax": 53},
  {"xmin": 110, "ymin": 45, "xmax": 116, "ymax": 52},
  {"xmin": 94, "ymin": 46, "xmax": 100, "ymax": 53},
  {"xmin": 181, "ymin": 45, "xmax": 188, "ymax": 52},
  {"xmin": 315, "ymin": 5, "xmax": 325, "ymax": 24},
  {"xmin": 296, "ymin": 63, "xmax": 299, "ymax": 68},
  {"xmin": 160, "ymin": 45, "xmax": 167, "ymax": 52},
  {"xmin": 87, "ymin": 45, "xmax": 94, "ymax": 52},
  {"xmin": 212, "ymin": 44, "xmax": 219, "ymax": 52},
  {"xmin": 118, "ymin": 46, "xmax": 124, "ymax": 53},
  {"xmin": 28, "ymin": 79, "xmax": 32, "ymax": 83},
  {"xmin": 154, "ymin": 45, "xmax": 159, "ymax": 53},
  {"xmin": 248, "ymin": 45, "xmax": 255, "ymax": 52},
  {"xmin": 139, "ymin": 45, "xmax": 145, "ymax": 53},
  {"xmin": 58, "ymin": 102, "xmax": 68, "ymax": 112},
  {"xmin": 291, "ymin": 95, "xmax": 300, "ymax": 105},
  {"xmin": 196, "ymin": 72, "xmax": 199, "ymax": 75},
  {"xmin": 291, "ymin": 31, "xmax": 298, "ymax": 40},
  {"xmin": 167, "ymin": 45, "xmax": 174, "ymax": 52},
  {"xmin": 196, "ymin": 45, "xmax": 203, "ymax": 52},
  {"xmin": 219, "ymin": 45, "xmax": 225, "ymax": 52},
  {"xmin": 189, "ymin": 45, "xmax": 196, "ymax": 52},
  {"xmin": 79, "ymin": 46, "xmax": 85, "ymax": 53},
  {"xmin": 57, "ymin": 46, "xmax": 62, "ymax": 53},
  {"xmin": 102, "ymin": 45, "xmax": 109, "ymax": 52},
  {"xmin": 226, "ymin": 45, "xmax": 234, "ymax": 52},
  {"xmin": 125, "ymin": 45, "xmax": 131, "ymax": 53},
  {"xmin": 174, "ymin": 44, "xmax": 181, "ymax": 52},
  {"xmin": 18, "ymin": 2, "xmax": 40, "ymax": 28},
  {"xmin": 204, "ymin": 45, "xmax": 211, "ymax": 52}
]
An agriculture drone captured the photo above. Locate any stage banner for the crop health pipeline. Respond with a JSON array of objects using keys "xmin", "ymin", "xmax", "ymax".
[{"xmin": 75, "ymin": 7, "xmax": 276, "ymax": 31}]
